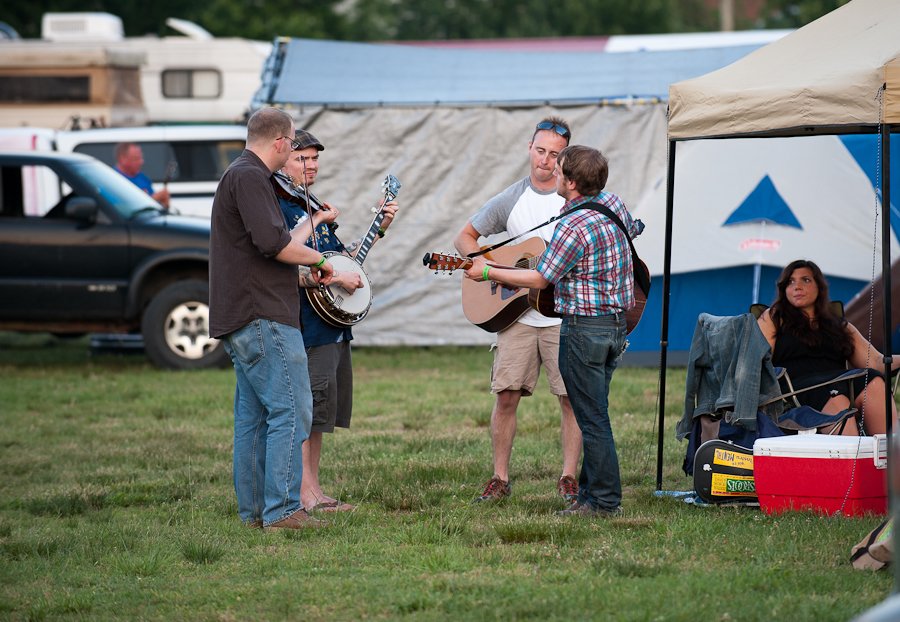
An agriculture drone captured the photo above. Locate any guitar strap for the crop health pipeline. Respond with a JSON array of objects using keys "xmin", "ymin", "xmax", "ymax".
[
  {"xmin": 467, "ymin": 201, "xmax": 649, "ymax": 296},
  {"xmin": 466, "ymin": 211, "xmax": 566, "ymax": 259},
  {"xmin": 578, "ymin": 203, "xmax": 651, "ymax": 296}
]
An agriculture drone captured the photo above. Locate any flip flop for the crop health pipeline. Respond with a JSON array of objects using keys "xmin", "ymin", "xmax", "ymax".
[{"xmin": 308, "ymin": 500, "xmax": 355, "ymax": 513}]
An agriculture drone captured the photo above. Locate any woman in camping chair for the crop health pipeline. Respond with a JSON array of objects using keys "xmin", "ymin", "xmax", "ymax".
[{"xmin": 757, "ymin": 259, "xmax": 900, "ymax": 436}]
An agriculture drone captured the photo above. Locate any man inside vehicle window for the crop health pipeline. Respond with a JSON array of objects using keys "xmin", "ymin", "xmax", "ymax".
[{"xmin": 114, "ymin": 142, "xmax": 171, "ymax": 209}]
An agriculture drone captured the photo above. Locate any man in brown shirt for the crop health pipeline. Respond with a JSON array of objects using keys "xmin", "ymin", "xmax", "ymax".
[{"xmin": 209, "ymin": 107, "xmax": 334, "ymax": 531}]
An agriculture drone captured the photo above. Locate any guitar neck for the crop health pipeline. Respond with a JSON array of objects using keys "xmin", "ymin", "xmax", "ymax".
[
  {"xmin": 352, "ymin": 175, "xmax": 400, "ymax": 265},
  {"xmin": 353, "ymin": 210, "xmax": 387, "ymax": 265}
]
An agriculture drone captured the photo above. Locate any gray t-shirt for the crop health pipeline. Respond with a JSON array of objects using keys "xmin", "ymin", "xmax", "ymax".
[
  {"xmin": 470, "ymin": 176, "xmax": 564, "ymax": 327},
  {"xmin": 209, "ymin": 149, "xmax": 299, "ymax": 338}
]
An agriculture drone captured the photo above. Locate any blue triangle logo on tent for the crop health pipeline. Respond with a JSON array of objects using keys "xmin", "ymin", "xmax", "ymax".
[{"xmin": 723, "ymin": 175, "xmax": 802, "ymax": 229}]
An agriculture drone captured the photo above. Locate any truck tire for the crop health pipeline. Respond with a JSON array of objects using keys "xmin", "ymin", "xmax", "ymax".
[{"xmin": 141, "ymin": 279, "xmax": 229, "ymax": 370}]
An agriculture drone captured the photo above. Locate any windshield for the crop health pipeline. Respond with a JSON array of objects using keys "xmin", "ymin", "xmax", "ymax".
[{"xmin": 66, "ymin": 159, "xmax": 164, "ymax": 218}]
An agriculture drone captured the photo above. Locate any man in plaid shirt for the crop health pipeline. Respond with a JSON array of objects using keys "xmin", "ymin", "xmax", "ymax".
[{"xmin": 465, "ymin": 145, "xmax": 641, "ymax": 517}]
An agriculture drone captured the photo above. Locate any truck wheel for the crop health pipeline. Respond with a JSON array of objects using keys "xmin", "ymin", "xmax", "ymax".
[{"xmin": 141, "ymin": 280, "xmax": 229, "ymax": 370}]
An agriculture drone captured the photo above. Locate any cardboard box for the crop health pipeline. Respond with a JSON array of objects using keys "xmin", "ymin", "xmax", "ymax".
[{"xmin": 753, "ymin": 435, "xmax": 887, "ymax": 516}]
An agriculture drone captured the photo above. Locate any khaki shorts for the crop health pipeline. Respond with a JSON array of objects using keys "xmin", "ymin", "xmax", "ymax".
[{"xmin": 491, "ymin": 322, "xmax": 567, "ymax": 397}]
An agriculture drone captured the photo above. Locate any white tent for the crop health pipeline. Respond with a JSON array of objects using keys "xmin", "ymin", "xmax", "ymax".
[
  {"xmin": 655, "ymin": 0, "xmax": 900, "ymax": 488},
  {"xmin": 629, "ymin": 134, "xmax": 900, "ymax": 352}
]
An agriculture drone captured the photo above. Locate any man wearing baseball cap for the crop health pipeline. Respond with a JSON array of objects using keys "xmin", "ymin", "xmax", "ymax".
[{"xmin": 272, "ymin": 128, "xmax": 399, "ymax": 513}]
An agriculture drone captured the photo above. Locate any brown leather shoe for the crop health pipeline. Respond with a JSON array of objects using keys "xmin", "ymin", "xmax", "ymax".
[
  {"xmin": 265, "ymin": 509, "xmax": 326, "ymax": 530},
  {"xmin": 246, "ymin": 519, "xmax": 263, "ymax": 529}
]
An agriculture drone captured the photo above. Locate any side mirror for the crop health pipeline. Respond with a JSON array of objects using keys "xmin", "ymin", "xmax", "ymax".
[{"xmin": 65, "ymin": 196, "xmax": 98, "ymax": 223}]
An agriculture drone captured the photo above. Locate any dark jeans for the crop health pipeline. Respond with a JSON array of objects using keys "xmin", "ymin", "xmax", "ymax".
[{"xmin": 559, "ymin": 313, "xmax": 626, "ymax": 511}]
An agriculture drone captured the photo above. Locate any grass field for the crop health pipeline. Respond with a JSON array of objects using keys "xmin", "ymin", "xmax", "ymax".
[{"xmin": 0, "ymin": 334, "xmax": 893, "ymax": 621}]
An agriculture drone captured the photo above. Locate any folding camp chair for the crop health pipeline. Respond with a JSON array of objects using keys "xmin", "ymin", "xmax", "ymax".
[
  {"xmin": 750, "ymin": 300, "xmax": 882, "ymax": 415},
  {"xmin": 680, "ymin": 308, "xmax": 863, "ymax": 477}
]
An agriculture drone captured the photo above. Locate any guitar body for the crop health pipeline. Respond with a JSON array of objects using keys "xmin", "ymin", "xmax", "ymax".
[
  {"xmin": 305, "ymin": 253, "xmax": 372, "ymax": 328},
  {"xmin": 527, "ymin": 285, "xmax": 560, "ymax": 319},
  {"xmin": 460, "ymin": 237, "xmax": 546, "ymax": 333}
]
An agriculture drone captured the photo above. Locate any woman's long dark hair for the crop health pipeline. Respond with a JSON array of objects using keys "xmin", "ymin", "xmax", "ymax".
[{"xmin": 770, "ymin": 259, "xmax": 853, "ymax": 358}]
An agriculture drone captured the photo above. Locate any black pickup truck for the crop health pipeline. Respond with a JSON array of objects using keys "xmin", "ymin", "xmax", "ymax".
[{"xmin": 0, "ymin": 151, "xmax": 228, "ymax": 369}]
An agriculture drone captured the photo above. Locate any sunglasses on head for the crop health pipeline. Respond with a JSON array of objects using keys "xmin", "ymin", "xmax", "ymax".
[{"xmin": 535, "ymin": 121, "xmax": 570, "ymax": 140}]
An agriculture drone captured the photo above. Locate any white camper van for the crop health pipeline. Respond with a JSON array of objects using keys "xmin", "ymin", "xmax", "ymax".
[
  {"xmin": 0, "ymin": 13, "xmax": 269, "ymax": 128},
  {"xmin": 0, "ymin": 125, "xmax": 246, "ymax": 218}
]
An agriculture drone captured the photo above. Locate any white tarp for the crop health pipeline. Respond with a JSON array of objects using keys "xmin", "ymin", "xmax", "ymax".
[{"xmin": 291, "ymin": 103, "xmax": 667, "ymax": 345}]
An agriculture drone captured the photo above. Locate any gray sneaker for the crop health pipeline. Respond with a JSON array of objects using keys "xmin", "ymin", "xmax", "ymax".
[{"xmin": 556, "ymin": 501, "xmax": 622, "ymax": 518}]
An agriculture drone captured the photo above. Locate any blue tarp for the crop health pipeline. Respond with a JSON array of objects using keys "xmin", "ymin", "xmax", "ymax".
[{"xmin": 257, "ymin": 39, "xmax": 766, "ymax": 107}]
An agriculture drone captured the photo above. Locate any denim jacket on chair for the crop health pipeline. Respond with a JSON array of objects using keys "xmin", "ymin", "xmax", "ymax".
[{"xmin": 677, "ymin": 313, "xmax": 783, "ymax": 440}]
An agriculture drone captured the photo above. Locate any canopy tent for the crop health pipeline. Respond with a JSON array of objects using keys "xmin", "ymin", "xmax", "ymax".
[{"xmin": 656, "ymin": 0, "xmax": 900, "ymax": 489}]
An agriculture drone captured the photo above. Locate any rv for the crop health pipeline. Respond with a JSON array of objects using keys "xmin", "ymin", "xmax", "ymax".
[
  {"xmin": 0, "ymin": 12, "xmax": 270, "ymax": 127},
  {"xmin": 0, "ymin": 40, "xmax": 147, "ymax": 129}
]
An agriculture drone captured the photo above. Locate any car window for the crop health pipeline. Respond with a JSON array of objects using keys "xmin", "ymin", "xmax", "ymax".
[
  {"xmin": 73, "ymin": 140, "xmax": 244, "ymax": 183},
  {"xmin": 0, "ymin": 164, "xmax": 63, "ymax": 218},
  {"xmin": 68, "ymin": 160, "xmax": 162, "ymax": 218}
]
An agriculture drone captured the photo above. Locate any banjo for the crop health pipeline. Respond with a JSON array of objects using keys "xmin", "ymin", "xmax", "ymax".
[{"xmin": 306, "ymin": 174, "xmax": 401, "ymax": 327}]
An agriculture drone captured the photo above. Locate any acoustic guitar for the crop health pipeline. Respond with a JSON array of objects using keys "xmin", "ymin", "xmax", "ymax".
[
  {"xmin": 423, "ymin": 237, "xmax": 546, "ymax": 333},
  {"xmin": 526, "ymin": 261, "xmax": 650, "ymax": 335},
  {"xmin": 423, "ymin": 238, "xmax": 650, "ymax": 335}
]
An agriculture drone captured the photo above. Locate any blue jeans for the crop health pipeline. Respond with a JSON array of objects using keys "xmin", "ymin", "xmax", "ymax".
[
  {"xmin": 222, "ymin": 320, "xmax": 313, "ymax": 526},
  {"xmin": 559, "ymin": 314, "xmax": 626, "ymax": 511}
]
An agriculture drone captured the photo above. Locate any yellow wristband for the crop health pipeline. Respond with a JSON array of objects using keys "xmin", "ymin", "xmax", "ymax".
[
  {"xmin": 313, "ymin": 256, "xmax": 326, "ymax": 268},
  {"xmin": 482, "ymin": 266, "xmax": 490, "ymax": 281}
]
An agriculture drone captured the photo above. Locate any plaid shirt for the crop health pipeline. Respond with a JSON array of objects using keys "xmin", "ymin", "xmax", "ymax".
[{"xmin": 536, "ymin": 192, "xmax": 639, "ymax": 316}]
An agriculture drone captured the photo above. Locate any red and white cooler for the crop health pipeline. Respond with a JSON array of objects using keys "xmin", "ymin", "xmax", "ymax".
[{"xmin": 753, "ymin": 434, "xmax": 888, "ymax": 516}]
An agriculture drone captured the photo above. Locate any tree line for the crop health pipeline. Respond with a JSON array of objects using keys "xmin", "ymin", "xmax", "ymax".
[{"xmin": 5, "ymin": 0, "xmax": 850, "ymax": 42}]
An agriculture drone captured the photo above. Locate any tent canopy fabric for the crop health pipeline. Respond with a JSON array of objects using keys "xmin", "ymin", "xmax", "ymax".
[
  {"xmin": 668, "ymin": 0, "xmax": 900, "ymax": 139},
  {"xmin": 257, "ymin": 39, "xmax": 766, "ymax": 108},
  {"xmin": 633, "ymin": 135, "xmax": 898, "ymax": 280}
]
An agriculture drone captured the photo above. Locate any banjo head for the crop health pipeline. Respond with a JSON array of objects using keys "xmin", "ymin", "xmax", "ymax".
[{"xmin": 307, "ymin": 253, "xmax": 372, "ymax": 326}]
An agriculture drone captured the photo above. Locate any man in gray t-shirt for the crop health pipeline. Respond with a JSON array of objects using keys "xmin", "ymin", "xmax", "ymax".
[{"xmin": 453, "ymin": 117, "xmax": 582, "ymax": 505}]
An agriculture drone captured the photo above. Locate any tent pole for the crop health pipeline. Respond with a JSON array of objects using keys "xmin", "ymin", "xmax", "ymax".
[
  {"xmin": 881, "ymin": 125, "xmax": 898, "ymax": 597},
  {"xmin": 656, "ymin": 139, "xmax": 677, "ymax": 490},
  {"xmin": 882, "ymin": 125, "xmax": 892, "ymax": 438}
]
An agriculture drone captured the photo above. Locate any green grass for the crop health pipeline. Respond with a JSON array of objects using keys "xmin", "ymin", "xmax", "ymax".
[{"xmin": 0, "ymin": 333, "xmax": 893, "ymax": 621}]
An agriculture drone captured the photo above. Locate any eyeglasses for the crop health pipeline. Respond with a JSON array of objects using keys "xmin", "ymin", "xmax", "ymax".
[
  {"xmin": 535, "ymin": 121, "xmax": 571, "ymax": 140},
  {"xmin": 280, "ymin": 135, "xmax": 302, "ymax": 150}
]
